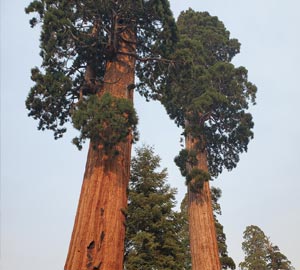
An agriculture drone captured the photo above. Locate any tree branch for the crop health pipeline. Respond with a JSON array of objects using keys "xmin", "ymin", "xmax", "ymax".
[{"xmin": 117, "ymin": 51, "xmax": 175, "ymax": 63}]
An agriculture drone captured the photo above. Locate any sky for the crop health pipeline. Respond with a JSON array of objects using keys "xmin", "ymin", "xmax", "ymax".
[{"xmin": 1, "ymin": 0, "xmax": 300, "ymax": 269}]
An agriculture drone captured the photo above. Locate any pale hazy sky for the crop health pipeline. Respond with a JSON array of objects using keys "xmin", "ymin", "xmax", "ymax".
[{"xmin": 1, "ymin": 0, "xmax": 300, "ymax": 269}]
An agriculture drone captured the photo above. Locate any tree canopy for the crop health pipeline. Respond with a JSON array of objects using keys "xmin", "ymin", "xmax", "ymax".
[
  {"xmin": 25, "ymin": 0, "xmax": 177, "ymax": 148},
  {"xmin": 124, "ymin": 146, "xmax": 185, "ymax": 270},
  {"xmin": 139, "ymin": 9, "xmax": 257, "ymax": 182}
]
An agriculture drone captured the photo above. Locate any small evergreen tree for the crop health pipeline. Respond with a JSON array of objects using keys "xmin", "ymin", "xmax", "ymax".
[
  {"xmin": 124, "ymin": 146, "xmax": 185, "ymax": 270},
  {"xmin": 240, "ymin": 225, "xmax": 294, "ymax": 270}
]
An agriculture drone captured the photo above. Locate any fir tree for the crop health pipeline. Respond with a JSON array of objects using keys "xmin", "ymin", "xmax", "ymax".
[
  {"xmin": 124, "ymin": 146, "xmax": 185, "ymax": 270},
  {"xmin": 25, "ymin": 1, "xmax": 176, "ymax": 269},
  {"xmin": 139, "ymin": 9, "xmax": 257, "ymax": 270}
]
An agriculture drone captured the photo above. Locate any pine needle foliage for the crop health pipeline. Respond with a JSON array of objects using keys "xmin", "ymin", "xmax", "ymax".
[
  {"xmin": 25, "ymin": 0, "xmax": 177, "ymax": 147},
  {"xmin": 124, "ymin": 146, "xmax": 185, "ymax": 270}
]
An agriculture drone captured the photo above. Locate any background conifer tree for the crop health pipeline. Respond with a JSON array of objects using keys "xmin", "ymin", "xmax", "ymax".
[
  {"xmin": 124, "ymin": 146, "xmax": 185, "ymax": 270},
  {"xmin": 240, "ymin": 225, "xmax": 294, "ymax": 270},
  {"xmin": 266, "ymin": 243, "xmax": 294, "ymax": 270},
  {"xmin": 25, "ymin": 1, "xmax": 176, "ymax": 269}
]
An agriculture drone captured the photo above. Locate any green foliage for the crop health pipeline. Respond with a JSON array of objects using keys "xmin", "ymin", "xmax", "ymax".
[
  {"xmin": 240, "ymin": 225, "xmax": 294, "ymax": 270},
  {"xmin": 240, "ymin": 225, "xmax": 269, "ymax": 270},
  {"xmin": 174, "ymin": 149, "xmax": 189, "ymax": 177},
  {"xmin": 174, "ymin": 149, "xmax": 210, "ymax": 192},
  {"xmin": 71, "ymin": 93, "xmax": 138, "ymax": 151},
  {"xmin": 187, "ymin": 168, "xmax": 210, "ymax": 192},
  {"xmin": 26, "ymin": 67, "xmax": 72, "ymax": 139},
  {"xmin": 175, "ymin": 9, "xmax": 240, "ymax": 64},
  {"xmin": 25, "ymin": 0, "xmax": 177, "ymax": 145},
  {"xmin": 174, "ymin": 149, "xmax": 197, "ymax": 177},
  {"xmin": 142, "ymin": 8, "xmax": 257, "ymax": 179},
  {"xmin": 267, "ymin": 245, "xmax": 294, "ymax": 270},
  {"xmin": 179, "ymin": 188, "xmax": 236, "ymax": 269},
  {"xmin": 125, "ymin": 146, "xmax": 185, "ymax": 270}
]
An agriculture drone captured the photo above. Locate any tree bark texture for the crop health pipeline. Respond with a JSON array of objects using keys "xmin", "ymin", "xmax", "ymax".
[
  {"xmin": 186, "ymin": 135, "xmax": 221, "ymax": 270},
  {"xmin": 65, "ymin": 28, "xmax": 136, "ymax": 270}
]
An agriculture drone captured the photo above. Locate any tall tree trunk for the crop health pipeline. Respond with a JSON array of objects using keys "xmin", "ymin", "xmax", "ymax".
[
  {"xmin": 65, "ymin": 28, "xmax": 136, "ymax": 270},
  {"xmin": 186, "ymin": 135, "xmax": 221, "ymax": 270}
]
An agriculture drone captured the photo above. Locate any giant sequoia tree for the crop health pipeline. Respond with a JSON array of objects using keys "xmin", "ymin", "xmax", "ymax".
[
  {"xmin": 25, "ymin": 1, "xmax": 176, "ymax": 270},
  {"xmin": 139, "ymin": 9, "xmax": 257, "ymax": 270}
]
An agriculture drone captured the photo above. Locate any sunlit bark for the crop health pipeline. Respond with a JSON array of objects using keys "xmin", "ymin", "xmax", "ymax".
[
  {"xmin": 65, "ymin": 28, "xmax": 136, "ymax": 270},
  {"xmin": 186, "ymin": 135, "xmax": 221, "ymax": 270}
]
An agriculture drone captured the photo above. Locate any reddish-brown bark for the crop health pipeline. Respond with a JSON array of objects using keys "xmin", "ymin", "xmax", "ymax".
[
  {"xmin": 186, "ymin": 135, "xmax": 221, "ymax": 270},
  {"xmin": 65, "ymin": 29, "xmax": 136, "ymax": 270}
]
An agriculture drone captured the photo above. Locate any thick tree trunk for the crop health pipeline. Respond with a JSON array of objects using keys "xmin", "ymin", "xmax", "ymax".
[
  {"xmin": 65, "ymin": 29, "xmax": 136, "ymax": 270},
  {"xmin": 186, "ymin": 135, "xmax": 221, "ymax": 270}
]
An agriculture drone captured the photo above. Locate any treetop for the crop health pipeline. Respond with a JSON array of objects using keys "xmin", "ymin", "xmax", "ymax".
[
  {"xmin": 25, "ymin": 0, "xmax": 177, "ymax": 147},
  {"xmin": 153, "ymin": 9, "xmax": 257, "ymax": 178}
]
